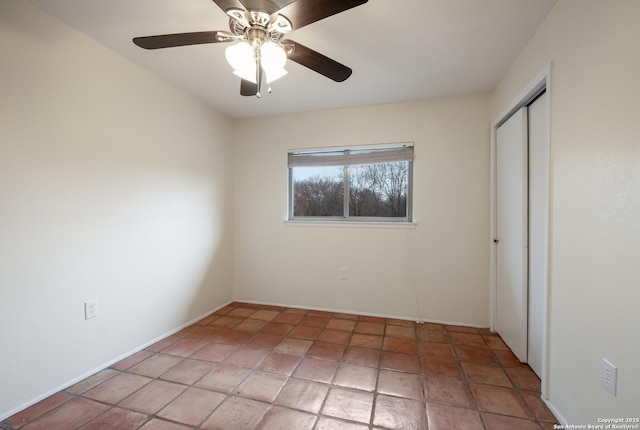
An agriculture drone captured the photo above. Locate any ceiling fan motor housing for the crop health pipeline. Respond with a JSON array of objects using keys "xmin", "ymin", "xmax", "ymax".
[{"xmin": 228, "ymin": 8, "xmax": 291, "ymax": 45}]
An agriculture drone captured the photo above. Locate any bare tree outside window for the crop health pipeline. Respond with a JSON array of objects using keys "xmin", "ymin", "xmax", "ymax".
[
  {"xmin": 293, "ymin": 174, "xmax": 344, "ymax": 216},
  {"xmin": 349, "ymin": 162, "xmax": 408, "ymax": 217},
  {"xmin": 290, "ymin": 155, "xmax": 411, "ymax": 221}
]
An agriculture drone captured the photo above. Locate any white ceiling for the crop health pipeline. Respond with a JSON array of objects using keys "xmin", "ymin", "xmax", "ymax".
[{"xmin": 23, "ymin": 0, "xmax": 557, "ymax": 119}]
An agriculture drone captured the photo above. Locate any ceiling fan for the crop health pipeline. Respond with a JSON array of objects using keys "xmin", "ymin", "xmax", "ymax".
[{"xmin": 133, "ymin": 0, "xmax": 369, "ymax": 97}]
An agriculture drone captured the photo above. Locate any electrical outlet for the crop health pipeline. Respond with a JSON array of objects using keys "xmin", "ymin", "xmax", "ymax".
[
  {"xmin": 340, "ymin": 267, "xmax": 348, "ymax": 280},
  {"xmin": 601, "ymin": 358, "xmax": 617, "ymax": 395},
  {"xmin": 84, "ymin": 300, "xmax": 98, "ymax": 320}
]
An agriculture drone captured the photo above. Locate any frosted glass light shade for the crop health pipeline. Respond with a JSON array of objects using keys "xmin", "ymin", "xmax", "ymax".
[
  {"xmin": 225, "ymin": 41, "xmax": 288, "ymax": 85},
  {"xmin": 225, "ymin": 42, "xmax": 256, "ymax": 83},
  {"xmin": 265, "ymin": 67, "xmax": 287, "ymax": 83},
  {"xmin": 261, "ymin": 42, "xmax": 286, "ymax": 69},
  {"xmin": 260, "ymin": 42, "xmax": 288, "ymax": 84}
]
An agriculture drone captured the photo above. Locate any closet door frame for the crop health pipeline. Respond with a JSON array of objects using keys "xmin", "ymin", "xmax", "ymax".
[{"xmin": 489, "ymin": 64, "xmax": 552, "ymax": 398}]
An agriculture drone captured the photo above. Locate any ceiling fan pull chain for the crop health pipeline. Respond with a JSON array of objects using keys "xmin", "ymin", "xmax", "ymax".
[{"xmin": 255, "ymin": 50, "xmax": 262, "ymax": 98}]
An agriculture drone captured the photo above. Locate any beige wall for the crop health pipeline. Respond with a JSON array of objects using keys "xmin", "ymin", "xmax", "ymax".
[
  {"xmin": 0, "ymin": 0, "xmax": 234, "ymax": 418},
  {"xmin": 233, "ymin": 95, "xmax": 490, "ymax": 325},
  {"xmin": 9, "ymin": 0, "xmax": 639, "ymax": 424},
  {"xmin": 492, "ymin": 0, "xmax": 640, "ymax": 422}
]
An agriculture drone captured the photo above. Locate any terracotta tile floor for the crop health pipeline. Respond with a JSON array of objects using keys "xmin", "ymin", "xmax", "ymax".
[{"xmin": 3, "ymin": 302, "xmax": 559, "ymax": 430}]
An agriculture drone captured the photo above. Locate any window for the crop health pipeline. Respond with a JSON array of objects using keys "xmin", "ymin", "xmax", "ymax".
[{"xmin": 288, "ymin": 145, "xmax": 414, "ymax": 222}]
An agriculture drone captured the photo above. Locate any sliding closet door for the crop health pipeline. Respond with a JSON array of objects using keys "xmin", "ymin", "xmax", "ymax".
[
  {"xmin": 527, "ymin": 92, "xmax": 548, "ymax": 377},
  {"xmin": 495, "ymin": 107, "xmax": 529, "ymax": 362}
]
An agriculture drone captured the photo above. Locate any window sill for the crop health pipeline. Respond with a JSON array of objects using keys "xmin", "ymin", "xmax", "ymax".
[{"xmin": 284, "ymin": 220, "xmax": 417, "ymax": 229}]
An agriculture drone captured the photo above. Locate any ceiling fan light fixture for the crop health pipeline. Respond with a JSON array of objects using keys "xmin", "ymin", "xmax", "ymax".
[
  {"xmin": 260, "ymin": 41, "xmax": 288, "ymax": 83},
  {"xmin": 225, "ymin": 40, "xmax": 288, "ymax": 86},
  {"xmin": 265, "ymin": 67, "xmax": 288, "ymax": 84},
  {"xmin": 225, "ymin": 41, "xmax": 256, "ymax": 82}
]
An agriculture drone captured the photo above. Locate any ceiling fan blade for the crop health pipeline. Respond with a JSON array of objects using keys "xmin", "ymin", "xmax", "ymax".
[
  {"xmin": 277, "ymin": 0, "xmax": 368, "ymax": 30},
  {"xmin": 283, "ymin": 39, "xmax": 352, "ymax": 82},
  {"xmin": 211, "ymin": 0, "xmax": 246, "ymax": 13},
  {"xmin": 240, "ymin": 79, "xmax": 258, "ymax": 96},
  {"xmin": 133, "ymin": 31, "xmax": 233, "ymax": 50},
  {"xmin": 237, "ymin": 0, "xmax": 296, "ymax": 14}
]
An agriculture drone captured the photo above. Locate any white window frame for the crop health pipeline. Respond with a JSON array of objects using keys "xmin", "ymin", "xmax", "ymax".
[{"xmin": 287, "ymin": 143, "xmax": 414, "ymax": 223}]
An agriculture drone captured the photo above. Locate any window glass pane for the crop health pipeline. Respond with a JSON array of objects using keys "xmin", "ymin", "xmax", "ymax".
[
  {"xmin": 288, "ymin": 145, "xmax": 413, "ymax": 222},
  {"xmin": 292, "ymin": 166, "xmax": 344, "ymax": 216},
  {"xmin": 349, "ymin": 162, "xmax": 409, "ymax": 218}
]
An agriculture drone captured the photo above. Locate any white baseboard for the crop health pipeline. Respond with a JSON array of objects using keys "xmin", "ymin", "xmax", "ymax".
[
  {"xmin": 235, "ymin": 298, "xmax": 489, "ymax": 328},
  {"xmin": 0, "ymin": 300, "xmax": 233, "ymax": 422},
  {"xmin": 542, "ymin": 394, "xmax": 567, "ymax": 426}
]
